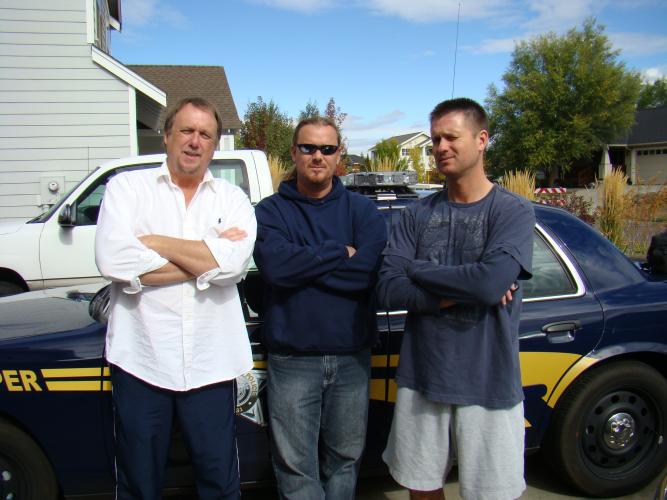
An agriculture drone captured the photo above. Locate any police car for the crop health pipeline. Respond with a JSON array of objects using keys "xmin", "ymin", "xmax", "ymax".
[{"xmin": 1, "ymin": 173, "xmax": 666, "ymax": 499}]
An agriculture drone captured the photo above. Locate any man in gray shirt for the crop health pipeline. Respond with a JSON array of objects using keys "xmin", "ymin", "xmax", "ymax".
[{"xmin": 377, "ymin": 98, "xmax": 534, "ymax": 500}]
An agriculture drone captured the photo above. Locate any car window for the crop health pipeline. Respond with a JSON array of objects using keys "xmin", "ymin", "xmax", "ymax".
[
  {"xmin": 523, "ymin": 231, "xmax": 577, "ymax": 299},
  {"xmin": 72, "ymin": 163, "xmax": 161, "ymax": 226},
  {"xmin": 72, "ymin": 158, "xmax": 250, "ymax": 226},
  {"xmin": 75, "ymin": 183, "xmax": 106, "ymax": 225},
  {"xmin": 208, "ymin": 159, "xmax": 250, "ymax": 196}
]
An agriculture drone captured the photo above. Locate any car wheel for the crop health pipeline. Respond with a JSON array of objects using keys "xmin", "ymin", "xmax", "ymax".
[
  {"xmin": 544, "ymin": 360, "xmax": 667, "ymax": 497},
  {"xmin": 0, "ymin": 280, "xmax": 25, "ymax": 298},
  {"xmin": 0, "ymin": 419, "xmax": 59, "ymax": 500}
]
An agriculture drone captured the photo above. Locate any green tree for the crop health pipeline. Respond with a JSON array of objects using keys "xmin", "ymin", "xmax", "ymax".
[
  {"xmin": 407, "ymin": 146, "xmax": 426, "ymax": 182},
  {"xmin": 298, "ymin": 97, "xmax": 348, "ymax": 157},
  {"xmin": 324, "ymin": 97, "xmax": 347, "ymax": 131},
  {"xmin": 485, "ymin": 19, "xmax": 641, "ymax": 185},
  {"xmin": 374, "ymin": 139, "xmax": 400, "ymax": 163},
  {"xmin": 239, "ymin": 97, "xmax": 294, "ymax": 165},
  {"xmin": 637, "ymin": 78, "xmax": 667, "ymax": 108},
  {"xmin": 368, "ymin": 139, "xmax": 409, "ymax": 171},
  {"xmin": 298, "ymin": 100, "xmax": 320, "ymax": 121}
]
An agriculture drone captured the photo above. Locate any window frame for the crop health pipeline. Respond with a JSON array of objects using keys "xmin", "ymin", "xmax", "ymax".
[{"xmin": 523, "ymin": 223, "xmax": 586, "ymax": 302}]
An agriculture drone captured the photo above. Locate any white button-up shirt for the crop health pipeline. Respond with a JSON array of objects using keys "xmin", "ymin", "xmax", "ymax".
[{"xmin": 95, "ymin": 163, "xmax": 256, "ymax": 391}]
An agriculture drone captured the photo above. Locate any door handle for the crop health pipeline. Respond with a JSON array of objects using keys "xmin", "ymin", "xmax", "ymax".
[{"xmin": 542, "ymin": 320, "xmax": 581, "ymax": 344}]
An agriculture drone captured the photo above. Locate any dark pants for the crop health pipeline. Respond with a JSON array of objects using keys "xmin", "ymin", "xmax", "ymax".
[{"xmin": 110, "ymin": 366, "xmax": 240, "ymax": 500}]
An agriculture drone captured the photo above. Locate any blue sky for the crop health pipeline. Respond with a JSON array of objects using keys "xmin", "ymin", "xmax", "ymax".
[{"xmin": 110, "ymin": 0, "xmax": 667, "ymax": 154}]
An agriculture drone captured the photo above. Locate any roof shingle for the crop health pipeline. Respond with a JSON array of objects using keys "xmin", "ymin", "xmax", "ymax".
[
  {"xmin": 611, "ymin": 106, "xmax": 667, "ymax": 146},
  {"xmin": 128, "ymin": 65, "xmax": 242, "ymax": 130}
]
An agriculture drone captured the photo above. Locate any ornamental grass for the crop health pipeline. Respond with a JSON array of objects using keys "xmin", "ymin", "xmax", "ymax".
[
  {"xmin": 500, "ymin": 170, "xmax": 536, "ymax": 201},
  {"xmin": 598, "ymin": 168, "xmax": 628, "ymax": 250},
  {"xmin": 268, "ymin": 154, "xmax": 291, "ymax": 191}
]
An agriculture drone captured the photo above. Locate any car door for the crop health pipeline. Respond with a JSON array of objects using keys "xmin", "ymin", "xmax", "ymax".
[
  {"xmin": 519, "ymin": 224, "xmax": 604, "ymax": 448},
  {"xmin": 38, "ymin": 159, "xmax": 253, "ymax": 289},
  {"xmin": 38, "ymin": 164, "xmax": 161, "ymax": 289}
]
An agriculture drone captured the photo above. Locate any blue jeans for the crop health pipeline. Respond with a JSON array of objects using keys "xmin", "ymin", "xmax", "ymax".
[{"xmin": 267, "ymin": 349, "xmax": 371, "ymax": 500}]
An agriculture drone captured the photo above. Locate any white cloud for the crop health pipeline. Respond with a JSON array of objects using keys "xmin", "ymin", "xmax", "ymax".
[
  {"xmin": 365, "ymin": 0, "xmax": 507, "ymax": 22},
  {"xmin": 343, "ymin": 110, "xmax": 406, "ymax": 131},
  {"xmin": 466, "ymin": 37, "xmax": 522, "ymax": 55},
  {"xmin": 609, "ymin": 32, "xmax": 667, "ymax": 57},
  {"xmin": 522, "ymin": 0, "xmax": 606, "ymax": 32},
  {"xmin": 121, "ymin": 0, "xmax": 156, "ymax": 26},
  {"xmin": 121, "ymin": 0, "xmax": 189, "ymax": 28},
  {"xmin": 160, "ymin": 10, "xmax": 189, "ymax": 28},
  {"xmin": 642, "ymin": 67, "xmax": 666, "ymax": 83},
  {"xmin": 246, "ymin": 0, "xmax": 335, "ymax": 12},
  {"xmin": 341, "ymin": 111, "xmax": 431, "ymax": 154}
]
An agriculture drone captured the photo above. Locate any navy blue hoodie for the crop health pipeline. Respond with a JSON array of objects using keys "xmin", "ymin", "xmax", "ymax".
[{"xmin": 253, "ymin": 177, "xmax": 387, "ymax": 354}]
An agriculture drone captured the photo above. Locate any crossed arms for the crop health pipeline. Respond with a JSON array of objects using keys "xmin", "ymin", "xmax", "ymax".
[
  {"xmin": 95, "ymin": 173, "xmax": 257, "ymax": 292},
  {"xmin": 253, "ymin": 200, "xmax": 387, "ymax": 293},
  {"xmin": 376, "ymin": 203, "xmax": 533, "ymax": 313},
  {"xmin": 138, "ymin": 227, "xmax": 247, "ymax": 286}
]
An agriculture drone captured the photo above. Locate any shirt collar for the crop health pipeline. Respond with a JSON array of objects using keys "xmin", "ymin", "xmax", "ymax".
[{"xmin": 157, "ymin": 161, "xmax": 218, "ymax": 192}]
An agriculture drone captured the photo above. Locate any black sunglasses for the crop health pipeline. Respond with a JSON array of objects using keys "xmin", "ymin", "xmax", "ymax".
[{"xmin": 296, "ymin": 144, "xmax": 339, "ymax": 156}]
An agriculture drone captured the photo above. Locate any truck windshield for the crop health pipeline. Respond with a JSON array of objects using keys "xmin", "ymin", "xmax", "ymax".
[{"xmin": 27, "ymin": 168, "xmax": 102, "ymax": 224}]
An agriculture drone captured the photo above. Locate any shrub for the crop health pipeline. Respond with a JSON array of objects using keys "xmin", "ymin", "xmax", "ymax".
[
  {"xmin": 620, "ymin": 179, "xmax": 667, "ymax": 257},
  {"xmin": 537, "ymin": 192, "xmax": 598, "ymax": 225}
]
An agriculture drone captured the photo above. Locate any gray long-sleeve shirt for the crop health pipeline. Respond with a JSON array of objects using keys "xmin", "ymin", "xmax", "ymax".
[{"xmin": 377, "ymin": 185, "xmax": 535, "ymax": 408}]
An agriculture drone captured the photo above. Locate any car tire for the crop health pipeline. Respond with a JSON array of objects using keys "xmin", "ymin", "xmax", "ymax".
[
  {"xmin": 544, "ymin": 360, "xmax": 667, "ymax": 497},
  {"xmin": 0, "ymin": 418, "xmax": 59, "ymax": 500},
  {"xmin": 0, "ymin": 280, "xmax": 25, "ymax": 298}
]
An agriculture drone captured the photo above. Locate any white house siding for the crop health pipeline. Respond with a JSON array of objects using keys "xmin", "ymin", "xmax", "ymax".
[{"xmin": 0, "ymin": 0, "xmax": 133, "ymax": 221}]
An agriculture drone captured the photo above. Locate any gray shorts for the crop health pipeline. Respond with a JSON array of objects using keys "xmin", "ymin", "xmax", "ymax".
[{"xmin": 382, "ymin": 387, "xmax": 526, "ymax": 500}]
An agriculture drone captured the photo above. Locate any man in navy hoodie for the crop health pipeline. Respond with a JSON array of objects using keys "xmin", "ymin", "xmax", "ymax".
[{"xmin": 253, "ymin": 117, "xmax": 387, "ymax": 499}]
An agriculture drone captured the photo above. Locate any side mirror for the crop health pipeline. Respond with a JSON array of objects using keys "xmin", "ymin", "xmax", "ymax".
[{"xmin": 58, "ymin": 203, "xmax": 76, "ymax": 227}]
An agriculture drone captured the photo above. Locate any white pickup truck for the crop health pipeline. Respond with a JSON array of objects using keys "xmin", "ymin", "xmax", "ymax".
[{"xmin": 0, "ymin": 150, "xmax": 273, "ymax": 296}]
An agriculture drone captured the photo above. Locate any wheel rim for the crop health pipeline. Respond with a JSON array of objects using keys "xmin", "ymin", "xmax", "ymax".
[
  {"xmin": 581, "ymin": 389, "xmax": 662, "ymax": 477},
  {"xmin": 0, "ymin": 455, "xmax": 22, "ymax": 500}
]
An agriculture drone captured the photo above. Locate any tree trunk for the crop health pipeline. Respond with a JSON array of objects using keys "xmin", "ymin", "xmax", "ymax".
[{"xmin": 547, "ymin": 167, "xmax": 559, "ymax": 186}]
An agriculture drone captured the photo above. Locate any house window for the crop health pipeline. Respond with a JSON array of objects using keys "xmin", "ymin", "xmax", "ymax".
[
  {"xmin": 427, "ymin": 148, "xmax": 433, "ymax": 155},
  {"xmin": 401, "ymin": 149, "xmax": 409, "ymax": 156},
  {"xmin": 94, "ymin": 0, "xmax": 111, "ymax": 53}
]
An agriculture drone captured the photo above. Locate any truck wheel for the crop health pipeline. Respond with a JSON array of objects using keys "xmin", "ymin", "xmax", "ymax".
[
  {"xmin": 0, "ymin": 280, "xmax": 25, "ymax": 297},
  {"xmin": 543, "ymin": 361, "xmax": 667, "ymax": 497},
  {"xmin": 0, "ymin": 419, "xmax": 59, "ymax": 500}
]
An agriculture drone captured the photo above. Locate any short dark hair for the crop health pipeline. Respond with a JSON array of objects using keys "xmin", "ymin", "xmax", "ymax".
[
  {"xmin": 430, "ymin": 98, "xmax": 488, "ymax": 133},
  {"xmin": 163, "ymin": 97, "xmax": 223, "ymax": 144},
  {"xmin": 292, "ymin": 116, "xmax": 341, "ymax": 147}
]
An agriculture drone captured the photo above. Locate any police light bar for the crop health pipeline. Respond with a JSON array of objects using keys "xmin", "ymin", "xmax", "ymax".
[{"xmin": 340, "ymin": 171, "xmax": 418, "ymax": 187}]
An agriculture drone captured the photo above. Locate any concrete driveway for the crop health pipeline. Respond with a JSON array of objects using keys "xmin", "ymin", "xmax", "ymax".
[{"xmin": 236, "ymin": 453, "xmax": 666, "ymax": 499}]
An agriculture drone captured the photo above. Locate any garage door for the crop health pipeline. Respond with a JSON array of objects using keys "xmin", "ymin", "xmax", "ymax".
[{"xmin": 636, "ymin": 148, "xmax": 667, "ymax": 183}]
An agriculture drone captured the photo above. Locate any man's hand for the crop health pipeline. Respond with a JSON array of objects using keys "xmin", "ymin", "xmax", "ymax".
[
  {"xmin": 218, "ymin": 226, "xmax": 247, "ymax": 241},
  {"xmin": 346, "ymin": 245, "xmax": 357, "ymax": 258},
  {"xmin": 500, "ymin": 283, "xmax": 519, "ymax": 306}
]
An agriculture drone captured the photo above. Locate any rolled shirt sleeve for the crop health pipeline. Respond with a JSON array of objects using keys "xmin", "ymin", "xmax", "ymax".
[
  {"xmin": 198, "ymin": 187, "xmax": 257, "ymax": 290},
  {"xmin": 95, "ymin": 174, "xmax": 168, "ymax": 294}
]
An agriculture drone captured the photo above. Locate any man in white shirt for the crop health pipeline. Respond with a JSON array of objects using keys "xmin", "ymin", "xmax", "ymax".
[{"xmin": 95, "ymin": 97, "xmax": 256, "ymax": 500}]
